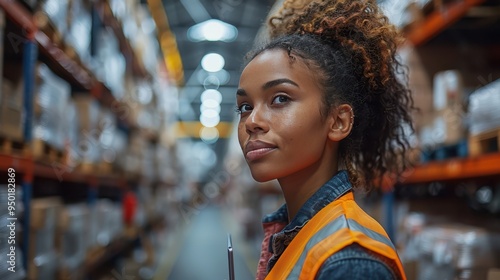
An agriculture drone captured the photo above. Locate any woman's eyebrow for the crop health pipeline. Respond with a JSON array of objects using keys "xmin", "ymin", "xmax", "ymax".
[
  {"xmin": 236, "ymin": 89, "xmax": 246, "ymax": 96},
  {"xmin": 236, "ymin": 78, "xmax": 298, "ymax": 97},
  {"xmin": 262, "ymin": 78, "xmax": 299, "ymax": 90}
]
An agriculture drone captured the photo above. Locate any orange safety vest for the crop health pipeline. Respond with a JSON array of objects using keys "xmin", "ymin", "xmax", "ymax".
[{"xmin": 265, "ymin": 192, "xmax": 406, "ymax": 280}]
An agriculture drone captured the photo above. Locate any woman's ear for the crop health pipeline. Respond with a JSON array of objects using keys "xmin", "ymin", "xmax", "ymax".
[{"xmin": 328, "ymin": 104, "xmax": 354, "ymax": 142}]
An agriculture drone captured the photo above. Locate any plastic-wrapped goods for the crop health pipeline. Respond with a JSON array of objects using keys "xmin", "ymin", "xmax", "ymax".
[
  {"xmin": 37, "ymin": 0, "xmax": 70, "ymax": 36},
  {"xmin": 432, "ymin": 105, "xmax": 468, "ymax": 146},
  {"xmin": 415, "ymin": 224, "xmax": 500, "ymax": 280},
  {"xmin": 468, "ymin": 79, "xmax": 500, "ymax": 136},
  {"xmin": 130, "ymin": 6, "xmax": 159, "ymax": 73},
  {"xmin": 92, "ymin": 27, "xmax": 126, "ymax": 99},
  {"xmin": 433, "ymin": 70, "xmax": 465, "ymax": 111},
  {"xmin": 56, "ymin": 204, "xmax": 88, "ymax": 279},
  {"xmin": 65, "ymin": 0, "xmax": 92, "ymax": 66},
  {"xmin": 88, "ymin": 200, "xmax": 124, "ymax": 248},
  {"xmin": 95, "ymin": 108, "xmax": 117, "ymax": 174},
  {"xmin": 34, "ymin": 63, "xmax": 71, "ymax": 151},
  {"xmin": 63, "ymin": 99, "xmax": 80, "ymax": 168},
  {"xmin": 0, "ymin": 186, "xmax": 26, "ymax": 280},
  {"xmin": 28, "ymin": 197, "xmax": 62, "ymax": 280},
  {"xmin": 141, "ymin": 143, "xmax": 156, "ymax": 180},
  {"xmin": 107, "ymin": 128, "xmax": 127, "ymax": 173},
  {"xmin": 73, "ymin": 94, "xmax": 100, "ymax": 166}
]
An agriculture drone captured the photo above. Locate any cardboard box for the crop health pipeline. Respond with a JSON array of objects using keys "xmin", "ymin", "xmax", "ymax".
[
  {"xmin": 488, "ymin": 268, "xmax": 500, "ymax": 280},
  {"xmin": 433, "ymin": 70, "xmax": 465, "ymax": 111},
  {"xmin": 0, "ymin": 74, "xmax": 24, "ymax": 141},
  {"xmin": 73, "ymin": 95, "xmax": 100, "ymax": 164},
  {"xmin": 434, "ymin": 105, "xmax": 467, "ymax": 145},
  {"xmin": 28, "ymin": 197, "xmax": 62, "ymax": 280}
]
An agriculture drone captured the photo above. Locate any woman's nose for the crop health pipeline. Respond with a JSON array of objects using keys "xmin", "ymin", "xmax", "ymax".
[{"xmin": 245, "ymin": 105, "xmax": 269, "ymax": 134}]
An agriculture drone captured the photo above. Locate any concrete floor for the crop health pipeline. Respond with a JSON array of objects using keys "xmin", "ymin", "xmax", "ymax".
[{"xmin": 162, "ymin": 205, "xmax": 257, "ymax": 280}]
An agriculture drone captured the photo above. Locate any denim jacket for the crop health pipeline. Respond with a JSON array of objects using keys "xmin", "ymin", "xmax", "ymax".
[{"xmin": 256, "ymin": 170, "xmax": 401, "ymax": 280}]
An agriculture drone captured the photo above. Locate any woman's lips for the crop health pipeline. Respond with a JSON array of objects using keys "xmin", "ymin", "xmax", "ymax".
[
  {"xmin": 246, "ymin": 147, "xmax": 276, "ymax": 161},
  {"xmin": 245, "ymin": 140, "xmax": 277, "ymax": 161}
]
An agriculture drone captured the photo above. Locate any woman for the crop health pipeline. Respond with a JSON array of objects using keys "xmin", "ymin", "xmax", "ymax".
[{"xmin": 236, "ymin": 0, "xmax": 412, "ymax": 279}]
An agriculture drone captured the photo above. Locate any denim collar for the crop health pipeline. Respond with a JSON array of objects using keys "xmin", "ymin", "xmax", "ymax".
[{"xmin": 262, "ymin": 170, "xmax": 353, "ymax": 271}]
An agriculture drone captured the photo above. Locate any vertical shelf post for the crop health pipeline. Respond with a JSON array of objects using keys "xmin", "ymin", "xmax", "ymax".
[
  {"xmin": 383, "ymin": 190, "xmax": 395, "ymax": 242},
  {"xmin": 21, "ymin": 38, "xmax": 37, "ymax": 275},
  {"xmin": 22, "ymin": 40, "xmax": 37, "ymax": 142}
]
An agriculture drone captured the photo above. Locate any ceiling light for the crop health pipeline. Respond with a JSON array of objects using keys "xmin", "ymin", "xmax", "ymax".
[
  {"xmin": 201, "ymin": 109, "xmax": 219, "ymax": 119},
  {"xmin": 201, "ymin": 89, "xmax": 222, "ymax": 103},
  {"xmin": 200, "ymin": 127, "xmax": 219, "ymax": 144},
  {"xmin": 187, "ymin": 19, "xmax": 238, "ymax": 42},
  {"xmin": 200, "ymin": 114, "xmax": 220, "ymax": 128},
  {"xmin": 201, "ymin": 53, "xmax": 225, "ymax": 72},
  {"xmin": 200, "ymin": 101, "xmax": 221, "ymax": 113}
]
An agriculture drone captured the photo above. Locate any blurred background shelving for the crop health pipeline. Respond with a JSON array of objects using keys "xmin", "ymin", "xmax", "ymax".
[{"xmin": 0, "ymin": 0, "xmax": 499, "ymax": 279}]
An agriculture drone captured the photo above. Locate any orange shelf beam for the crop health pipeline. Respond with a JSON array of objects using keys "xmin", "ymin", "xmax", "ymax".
[
  {"xmin": 398, "ymin": 152, "xmax": 500, "ymax": 185},
  {"xmin": 0, "ymin": 154, "xmax": 34, "ymax": 182},
  {"xmin": 35, "ymin": 31, "xmax": 96, "ymax": 90},
  {"xmin": 0, "ymin": 0, "xmax": 37, "ymax": 37},
  {"xmin": 34, "ymin": 162, "xmax": 125, "ymax": 188},
  {"xmin": 406, "ymin": 0, "xmax": 486, "ymax": 46}
]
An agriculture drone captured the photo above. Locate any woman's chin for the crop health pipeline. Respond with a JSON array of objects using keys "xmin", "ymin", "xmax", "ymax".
[{"xmin": 250, "ymin": 171, "xmax": 276, "ymax": 183}]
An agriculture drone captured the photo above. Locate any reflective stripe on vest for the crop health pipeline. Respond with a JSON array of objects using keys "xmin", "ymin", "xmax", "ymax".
[{"xmin": 265, "ymin": 192, "xmax": 406, "ymax": 280}]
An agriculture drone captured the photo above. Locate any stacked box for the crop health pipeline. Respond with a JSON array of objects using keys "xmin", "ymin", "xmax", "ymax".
[
  {"xmin": 62, "ymin": 99, "xmax": 79, "ymax": 168},
  {"xmin": 468, "ymin": 79, "xmax": 500, "ymax": 136},
  {"xmin": 37, "ymin": 0, "xmax": 70, "ymax": 36},
  {"xmin": 88, "ymin": 200, "xmax": 123, "ymax": 248},
  {"xmin": 56, "ymin": 203, "xmax": 88, "ymax": 280},
  {"xmin": 92, "ymin": 27, "xmax": 125, "ymax": 99},
  {"xmin": 419, "ymin": 70, "xmax": 467, "ymax": 147},
  {"xmin": 28, "ymin": 197, "xmax": 62, "ymax": 280},
  {"xmin": 72, "ymin": 95, "xmax": 100, "ymax": 170},
  {"xmin": 119, "ymin": 131, "xmax": 145, "ymax": 178},
  {"xmin": 33, "ymin": 63, "xmax": 71, "ymax": 152},
  {"xmin": 64, "ymin": 0, "xmax": 92, "ymax": 66},
  {"xmin": 0, "ymin": 77, "xmax": 24, "ymax": 141},
  {"xmin": 96, "ymin": 108, "xmax": 118, "ymax": 174},
  {"xmin": 414, "ymin": 224, "xmax": 500, "ymax": 280}
]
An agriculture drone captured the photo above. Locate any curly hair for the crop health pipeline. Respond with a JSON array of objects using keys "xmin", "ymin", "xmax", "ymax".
[{"xmin": 246, "ymin": 0, "xmax": 414, "ymax": 190}]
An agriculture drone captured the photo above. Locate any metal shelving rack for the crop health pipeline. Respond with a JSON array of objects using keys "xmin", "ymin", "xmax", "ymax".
[
  {"xmin": 380, "ymin": 0, "xmax": 500, "ymax": 240},
  {"xmin": 0, "ymin": 0, "xmax": 153, "ymax": 276}
]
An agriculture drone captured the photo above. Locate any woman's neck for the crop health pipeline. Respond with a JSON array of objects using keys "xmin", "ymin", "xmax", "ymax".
[{"xmin": 278, "ymin": 152, "xmax": 338, "ymax": 222}]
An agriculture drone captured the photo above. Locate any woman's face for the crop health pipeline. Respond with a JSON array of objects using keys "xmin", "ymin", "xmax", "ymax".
[{"xmin": 237, "ymin": 49, "xmax": 333, "ymax": 182}]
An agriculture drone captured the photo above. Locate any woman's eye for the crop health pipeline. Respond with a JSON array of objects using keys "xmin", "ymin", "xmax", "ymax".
[
  {"xmin": 272, "ymin": 95, "xmax": 289, "ymax": 104},
  {"xmin": 236, "ymin": 104, "xmax": 252, "ymax": 114}
]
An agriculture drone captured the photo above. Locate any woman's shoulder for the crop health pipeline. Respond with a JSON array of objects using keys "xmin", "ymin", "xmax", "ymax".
[{"xmin": 315, "ymin": 243, "xmax": 401, "ymax": 280}]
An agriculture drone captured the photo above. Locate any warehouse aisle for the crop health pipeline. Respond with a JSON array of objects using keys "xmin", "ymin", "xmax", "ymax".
[{"xmin": 163, "ymin": 204, "xmax": 256, "ymax": 280}]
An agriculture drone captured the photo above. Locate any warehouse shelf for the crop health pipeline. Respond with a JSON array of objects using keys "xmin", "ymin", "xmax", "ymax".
[
  {"xmin": 0, "ymin": 0, "xmax": 95, "ymax": 90},
  {"xmin": 0, "ymin": 0, "xmax": 36, "ymax": 36},
  {"xmin": 405, "ymin": 0, "xmax": 486, "ymax": 46},
  {"xmin": 35, "ymin": 31, "xmax": 95, "ymax": 90},
  {"xmin": 0, "ymin": 153, "xmax": 33, "ymax": 181},
  {"xmin": 0, "ymin": 1, "xmax": 141, "ymax": 129},
  {"xmin": 84, "ymin": 215, "xmax": 163, "ymax": 277},
  {"xmin": 0, "ymin": 153, "xmax": 127, "ymax": 188},
  {"xmin": 84, "ymin": 234, "xmax": 138, "ymax": 277},
  {"xmin": 399, "ymin": 152, "xmax": 500, "ymax": 185},
  {"xmin": 95, "ymin": 0, "xmax": 150, "ymax": 80}
]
